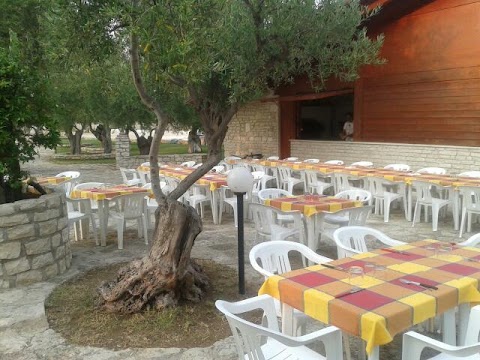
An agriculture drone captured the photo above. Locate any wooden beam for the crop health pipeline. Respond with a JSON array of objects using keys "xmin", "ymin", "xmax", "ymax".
[{"xmin": 274, "ymin": 89, "xmax": 353, "ymax": 102}]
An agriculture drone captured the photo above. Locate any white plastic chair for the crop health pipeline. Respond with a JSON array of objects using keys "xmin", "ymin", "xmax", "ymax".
[
  {"xmin": 109, "ymin": 193, "xmax": 148, "ymax": 249},
  {"xmin": 249, "ymin": 241, "xmax": 332, "ymax": 335},
  {"xmin": 55, "ymin": 171, "xmax": 81, "ymax": 195},
  {"xmin": 211, "ymin": 165, "xmax": 225, "ymax": 173},
  {"xmin": 351, "ymin": 161, "xmax": 373, "ymax": 168},
  {"xmin": 303, "ymin": 158, "xmax": 320, "ymax": 163},
  {"xmin": 459, "ymin": 232, "xmax": 480, "ymax": 247},
  {"xmin": 215, "ymin": 295, "xmax": 343, "ymax": 360},
  {"xmin": 458, "ymin": 186, "xmax": 480, "ymax": 237},
  {"xmin": 277, "ymin": 166, "xmax": 303, "ymax": 193},
  {"xmin": 401, "ymin": 305, "xmax": 480, "ymax": 360},
  {"xmin": 184, "ymin": 184, "xmax": 211, "ymax": 219},
  {"xmin": 180, "ymin": 161, "xmax": 196, "ymax": 168},
  {"xmin": 324, "ymin": 190, "xmax": 372, "ymax": 227},
  {"xmin": 267, "ymin": 155, "xmax": 280, "ymax": 161},
  {"xmin": 320, "ymin": 206, "xmax": 374, "ymax": 243},
  {"xmin": 304, "ymin": 170, "xmax": 333, "ymax": 195},
  {"xmin": 459, "ymin": 171, "xmax": 480, "ymax": 178},
  {"xmin": 332, "ymin": 173, "xmax": 354, "ymax": 193},
  {"xmin": 384, "ymin": 164, "xmax": 410, "ymax": 172},
  {"xmin": 367, "ymin": 176, "xmax": 407, "ymax": 222},
  {"xmin": 333, "ymin": 226, "xmax": 405, "ymax": 258},
  {"xmin": 325, "ymin": 160, "xmax": 344, "ymax": 165},
  {"xmin": 249, "ymin": 203, "xmax": 306, "ymax": 244},
  {"xmin": 142, "ymin": 182, "xmax": 170, "ymax": 228},
  {"xmin": 119, "ymin": 167, "xmax": 142, "ymax": 186},
  {"xmin": 258, "ymin": 188, "xmax": 291, "ymax": 201},
  {"xmin": 67, "ymin": 197, "xmax": 98, "ymax": 244},
  {"xmin": 73, "ymin": 182, "xmax": 107, "ymax": 212},
  {"xmin": 417, "ymin": 167, "xmax": 447, "ymax": 175},
  {"xmin": 137, "ymin": 169, "xmax": 150, "ymax": 185},
  {"xmin": 192, "ymin": 163, "xmax": 202, "ymax": 169},
  {"xmin": 411, "ymin": 180, "xmax": 451, "ymax": 231}
]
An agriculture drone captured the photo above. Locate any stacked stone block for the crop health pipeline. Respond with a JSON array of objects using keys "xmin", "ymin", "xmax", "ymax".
[
  {"xmin": 291, "ymin": 140, "xmax": 480, "ymax": 175},
  {"xmin": 0, "ymin": 192, "xmax": 71, "ymax": 288},
  {"xmin": 224, "ymin": 101, "xmax": 279, "ymax": 158}
]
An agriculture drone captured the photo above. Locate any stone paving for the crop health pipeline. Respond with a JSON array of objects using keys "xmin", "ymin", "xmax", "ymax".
[{"xmin": 0, "ymin": 151, "xmax": 476, "ymax": 359}]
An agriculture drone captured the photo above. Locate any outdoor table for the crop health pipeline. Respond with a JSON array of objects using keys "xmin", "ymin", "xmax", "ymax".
[
  {"xmin": 138, "ymin": 164, "xmax": 228, "ymax": 224},
  {"xmin": 263, "ymin": 194, "xmax": 363, "ymax": 252},
  {"xmin": 70, "ymin": 184, "xmax": 150, "ymax": 246},
  {"xmin": 259, "ymin": 239, "xmax": 480, "ymax": 359},
  {"xmin": 34, "ymin": 176, "xmax": 72, "ymax": 186}
]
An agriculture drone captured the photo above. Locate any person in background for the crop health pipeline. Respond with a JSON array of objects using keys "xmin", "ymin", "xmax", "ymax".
[{"xmin": 340, "ymin": 112, "xmax": 354, "ymax": 141}]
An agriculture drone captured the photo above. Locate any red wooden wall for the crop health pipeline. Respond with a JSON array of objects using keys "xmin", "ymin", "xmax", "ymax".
[{"xmin": 357, "ymin": 0, "xmax": 480, "ymax": 146}]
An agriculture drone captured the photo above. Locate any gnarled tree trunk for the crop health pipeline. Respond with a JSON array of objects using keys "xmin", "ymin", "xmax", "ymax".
[
  {"xmin": 92, "ymin": 124, "xmax": 113, "ymax": 154},
  {"xmin": 96, "ymin": 198, "xmax": 209, "ymax": 313},
  {"xmin": 67, "ymin": 128, "xmax": 83, "ymax": 155}
]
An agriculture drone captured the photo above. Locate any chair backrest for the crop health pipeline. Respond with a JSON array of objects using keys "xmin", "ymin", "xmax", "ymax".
[
  {"xmin": 459, "ymin": 171, "xmax": 480, "ymax": 178},
  {"xmin": 367, "ymin": 177, "xmax": 388, "ymax": 197},
  {"xmin": 325, "ymin": 160, "xmax": 344, "ymax": 165},
  {"xmin": 216, "ymin": 295, "xmax": 343, "ymax": 360},
  {"xmin": 266, "ymin": 156, "xmax": 279, "ymax": 161},
  {"xmin": 250, "ymin": 163, "xmax": 265, "ymax": 173},
  {"xmin": 335, "ymin": 189, "xmax": 372, "ymax": 204},
  {"xmin": 249, "ymin": 241, "xmax": 332, "ymax": 278},
  {"xmin": 257, "ymin": 188, "xmax": 291, "ymax": 202},
  {"xmin": 224, "ymin": 156, "xmax": 241, "ymax": 162},
  {"xmin": 74, "ymin": 182, "xmax": 104, "ymax": 190},
  {"xmin": 249, "ymin": 203, "xmax": 275, "ymax": 236},
  {"xmin": 351, "ymin": 161, "xmax": 373, "ymax": 168},
  {"xmin": 304, "ymin": 170, "xmax": 318, "ymax": 190},
  {"xmin": 333, "ymin": 173, "xmax": 352, "ymax": 193},
  {"xmin": 211, "ymin": 165, "xmax": 225, "ymax": 173},
  {"xmin": 412, "ymin": 180, "xmax": 440, "ymax": 202},
  {"xmin": 137, "ymin": 169, "xmax": 150, "ymax": 185},
  {"xmin": 56, "ymin": 171, "xmax": 81, "ymax": 179},
  {"xmin": 333, "ymin": 225, "xmax": 404, "ymax": 258},
  {"xmin": 215, "ymin": 295, "xmax": 281, "ymax": 359},
  {"xmin": 459, "ymin": 233, "xmax": 480, "ymax": 247},
  {"xmin": 180, "ymin": 161, "xmax": 196, "ymax": 168},
  {"xmin": 303, "ymin": 158, "xmax": 320, "ymax": 163},
  {"xmin": 459, "ymin": 186, "xmax": 480, "ymax": 211},
  {"xmin": 417, "ymin": 167, "xmax": 447, "ymax": 175},
  {"xmin": 114, "ymin": 193, "xmax": 146, "ymax": 219},
  {"xmin": 464, "ymin": 306, "xmax": 480, "ymax": 346},
  {"xmin": 191, "ymin": 163, "xmax": 202, "ymax": 169},
  {"xmin": 384, "ymin": 164, "xmax": 410, "ymax": 172},
  {"xmin": 283, "ymin": 157, "xmax": 298, "ymax": 162},
  {"xmin": 56, "ymin": 171, "xmax": 81, "ymax": 196},
  {"xmin": 277, "ymin": 167, "xmax": 292, "ymax": 185},
  {"xmin": 119, "ymin": 167, "xmax": 140, "ymax": 184}
]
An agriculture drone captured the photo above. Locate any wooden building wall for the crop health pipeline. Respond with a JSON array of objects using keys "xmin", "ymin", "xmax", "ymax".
[{"xmin": 358, "ymin": 0, "xmax": 480, "ymax": 146}]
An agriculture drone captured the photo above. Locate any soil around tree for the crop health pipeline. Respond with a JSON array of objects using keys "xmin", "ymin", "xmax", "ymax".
[{"xmin": 45, "ymin": 259, "xmax": 254, "ymax": 349}]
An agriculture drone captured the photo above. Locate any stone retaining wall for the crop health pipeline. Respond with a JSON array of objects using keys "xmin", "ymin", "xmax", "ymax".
[
  {"xmin": 115, "ymin": 133, "xmax": 206, "ymax": 168},
  {"xmin": 291, "ymin": 140, "xmax": 480, "ymax": 174},
  {"xmin": 0, "ymin": 192, "xmax": 71, "ymax": 288},
  {"xmin": 53, "ymin": 153, "xmax": 115, "ymax": 160}
]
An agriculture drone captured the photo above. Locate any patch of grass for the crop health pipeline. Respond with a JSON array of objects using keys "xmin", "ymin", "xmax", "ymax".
[
  {"xmin": 55, "ymin": 137, "xmax": 205, "ymax": 156},
  {"xmin": 45, "ymin": 259, "xmax": 250, "ymax": 349}
]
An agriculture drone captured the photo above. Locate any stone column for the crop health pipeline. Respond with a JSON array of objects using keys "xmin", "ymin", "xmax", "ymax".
[{"xmin": 115, "ymin": 132, "xmax": 130, "ymax": 168}]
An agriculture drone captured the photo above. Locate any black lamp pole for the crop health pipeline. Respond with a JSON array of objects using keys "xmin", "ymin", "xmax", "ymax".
[{"xmin": 235, "ymin": 192, "xmax": 246, "ymax": 295}]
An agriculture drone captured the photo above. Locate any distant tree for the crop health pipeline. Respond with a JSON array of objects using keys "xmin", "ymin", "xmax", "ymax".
[
  {"xmin": 0, "ymin": 1, "xmax": 60, "ymax": 204},
  {"xmin": 65, "ymin": 0, "xmax": 384, "ymax": 313}
]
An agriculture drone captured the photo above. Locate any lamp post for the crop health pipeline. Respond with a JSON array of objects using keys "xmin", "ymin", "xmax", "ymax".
[{"xmin": 227, "ymin": 167, "xmax": 254, "ymax": 295}]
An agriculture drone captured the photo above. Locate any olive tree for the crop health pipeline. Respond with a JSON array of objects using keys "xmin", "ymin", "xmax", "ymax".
[{"xmin": 68, "ymin": 0, "xmax": 384, "ymax": 313}]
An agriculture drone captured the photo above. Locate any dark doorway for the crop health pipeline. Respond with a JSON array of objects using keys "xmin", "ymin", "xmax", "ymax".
[{"xmin": 297, "ymin": 94, "xmax": 354, "ymax": 141}]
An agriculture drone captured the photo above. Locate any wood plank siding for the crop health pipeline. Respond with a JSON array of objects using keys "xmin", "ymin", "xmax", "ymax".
[{"xmin": 358, "ymin": 0, "xmax": 480, "ymax": 146}]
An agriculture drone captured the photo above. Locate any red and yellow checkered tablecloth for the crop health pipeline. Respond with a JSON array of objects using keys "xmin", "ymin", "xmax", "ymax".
[
  {"xmin": 264, "ymin": 195, "xmax": 363, "ymax": 217},
  {"xmin": 259, "ymin": 240, "xmax": 480, "ymax": 354},
  {"xmin": 139, "ymin": 165, "xmax": 228, "ymax": 191},
  {"xmin": 70, "ymin": 184, "xmax": 149, "ymax": 201},
  {"xmin": 34, "ymin": 176, "xmax": 72, "ymax": 186}
]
